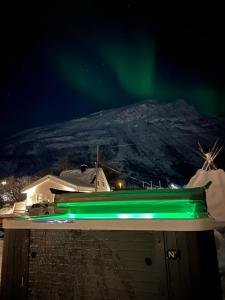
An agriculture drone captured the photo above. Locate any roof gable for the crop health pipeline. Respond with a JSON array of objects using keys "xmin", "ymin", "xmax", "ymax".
[
  {"xmin": 21, "ymin": 175, "xmax": 78, "ymax": 193},
  {"xmin": 22, "ymin": 168, "xmax": 110, "ymax": 194},
  {"xmin": 60, "ymin": 168, "xmax": 100, "ymax": 188}
]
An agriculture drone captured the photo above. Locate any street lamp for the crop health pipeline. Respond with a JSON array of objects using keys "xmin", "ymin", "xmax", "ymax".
[
  {"xmin": 115, "ymin": 179, "xmax": 125, "ymax": 190},
  {"xmin": 1, "ymin": 180, "xmax": 8, "ymax": 202}
]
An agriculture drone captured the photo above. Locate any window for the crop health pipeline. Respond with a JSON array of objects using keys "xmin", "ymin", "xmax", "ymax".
[{"xmin": 37, "ymin": 193, "xmax": 43, "ymax": 201}]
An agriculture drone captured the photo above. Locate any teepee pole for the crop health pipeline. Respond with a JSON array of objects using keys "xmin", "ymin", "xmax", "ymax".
[{"xmin": 198, "ymin": 141, "xmax": 222, "ymax": 171}]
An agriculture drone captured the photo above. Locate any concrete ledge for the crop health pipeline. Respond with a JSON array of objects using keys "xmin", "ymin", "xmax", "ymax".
[{"xmin": 3, "ymin": 217, "xmax": 214, "ymax": 231}]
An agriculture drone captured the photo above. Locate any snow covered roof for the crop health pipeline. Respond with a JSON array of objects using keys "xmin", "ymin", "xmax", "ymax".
[
  {"xmin": 0, "ymin": 202, "xmax": 26, "ymax": 218},
  {"xmin": 21, "ymin": 174, "xmax": 79, "ymax": 193},
  {"xmin": 0, "ymin": 206, "xmax": 14, "ymax": 216},
  {"xmin": 59, "ymin": 168, "xmax": 102, "ymax": 188},
  {"xmin": 13, "ymin": 201, "xmax": 26, "ymax": 213}
]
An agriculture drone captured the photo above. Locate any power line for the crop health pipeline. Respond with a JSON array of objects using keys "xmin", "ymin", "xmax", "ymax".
[
  {"xmin": 96, "ymin": 144, "xmax": 161, "ymax": 188},
  {"xmin": 99, "ymin": 160, "xmax": 154, "ymax": 187},
  {"xmin": 99, "ymin": 143, "xmax": 135, "ymax": 148}
]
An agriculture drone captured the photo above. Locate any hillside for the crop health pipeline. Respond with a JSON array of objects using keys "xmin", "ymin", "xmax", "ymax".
[{"xmin": 1, "ymin": 100, "xmax": 225, "ymax": 186}]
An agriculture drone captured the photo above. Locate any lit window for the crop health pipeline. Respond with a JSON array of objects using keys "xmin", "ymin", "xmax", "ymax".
[{"xmin": 37, "ymin": 194, "xmax": 43, "ymax": 201}]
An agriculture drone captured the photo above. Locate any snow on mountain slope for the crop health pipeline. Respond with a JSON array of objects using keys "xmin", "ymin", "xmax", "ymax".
[{"xmin": 1, "ymin": 100, "xmax": 225, "ymax": 185}]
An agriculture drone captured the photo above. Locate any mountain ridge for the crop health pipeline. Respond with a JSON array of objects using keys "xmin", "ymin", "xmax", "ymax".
[{"xmin": 1, "ymin": 100, "xmax": 225, "ymax": 186}]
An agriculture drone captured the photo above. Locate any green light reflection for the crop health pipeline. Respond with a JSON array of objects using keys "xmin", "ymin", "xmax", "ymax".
[
  {"xmin": 27, "ymin": 212, "xmax": 207, "ymax": 221},
  {"xmin": 24, "ymin": 198, "xmax": 208, "ymax": 221}
]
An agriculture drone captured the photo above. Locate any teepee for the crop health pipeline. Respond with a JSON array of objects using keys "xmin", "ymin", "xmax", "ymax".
[
  {"xmin": 198, "ymin": 140, "xmax": 222, "ymax": 171},
  {"xmin": 187, "ymin": 141, "xmax": 225, "ymax": 223}
]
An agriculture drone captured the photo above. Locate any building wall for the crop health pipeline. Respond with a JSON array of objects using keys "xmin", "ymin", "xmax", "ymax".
[
  {"xmin": 25, "ymin": 179, "xmax": 76, "ymax": 207},
  {"xmin": 97, "ymin": 170, "xmax": 110, "ymax": 192},
  {"xmin": 24, "ymin": 168, "xmax": 110, "ymax": 207}
]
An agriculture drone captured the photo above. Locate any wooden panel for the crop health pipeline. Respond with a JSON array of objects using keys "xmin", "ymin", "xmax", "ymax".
[
  {"xmin": 1, "ymin": 228, "xmax": 221, "ymax": 300},
  {"xmin": 0, "ymin": 229, "xmax": 30, "ymax": 300},
  {"xmin": 164, "ymin": 230, "xmax": 222, "ymax": 300},
  {"xmin": 28, "ymin": 230, "xmax": 168, "ymax": 300},
  {"xmin": 186, "ymin": 230, "xmax": 222, "ymax": 299}
]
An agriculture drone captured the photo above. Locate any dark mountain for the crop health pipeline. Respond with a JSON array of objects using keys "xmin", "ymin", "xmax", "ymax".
[{"xmin": 1, "ymin": 100, "xmax": 225, "ymax": 186}]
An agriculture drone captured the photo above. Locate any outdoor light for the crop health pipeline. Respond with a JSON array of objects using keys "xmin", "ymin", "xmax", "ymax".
[
  {"xmin": 1, "ymin": 180, "xmax": 7, "ymax": 185},
  {"xmin": 115, "ymin": 179, "xmax": 125, "ymax": 190},
  {"xmin": 170, "ymin": 183, "xmax": 179, "ymax": 189}
]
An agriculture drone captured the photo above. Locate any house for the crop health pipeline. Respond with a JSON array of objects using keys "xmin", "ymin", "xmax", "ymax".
[
  {"xmin": 0, "ymin": 206, "xmax": 14, "ymax": 228},
  {"xmin": 13, "ymin": 201, "xmax": 26, "ymax": 214},
  {"xmin": 21, "ymin": 166, "xmax": 110, "ymax": 207},
  {"xmin": 0, "ymin": 201, "xmax": 26, "ymax": 227}
]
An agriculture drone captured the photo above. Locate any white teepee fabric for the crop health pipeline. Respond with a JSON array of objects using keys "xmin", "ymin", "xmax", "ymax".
[{"xmin": 187, "ymin": 169, "xmax": 225, "ymax": 222}]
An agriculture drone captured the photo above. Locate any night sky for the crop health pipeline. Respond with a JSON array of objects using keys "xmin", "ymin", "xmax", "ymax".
[{"xmin": 1, "ymin": 2, "xmax": 225, "ymax": 139}]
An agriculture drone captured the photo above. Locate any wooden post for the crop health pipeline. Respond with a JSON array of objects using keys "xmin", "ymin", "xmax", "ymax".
[{"xmin": 95, "ymin": 145, "xmax": 99, "ymax": 192}]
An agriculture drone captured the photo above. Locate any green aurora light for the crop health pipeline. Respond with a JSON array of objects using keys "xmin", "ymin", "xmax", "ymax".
[
  {"xmin": 97, "ymin": 36, "xmax": 156, "ymax": 98},
  {"xmin": 56, "ymin": 33, "xmax": 223, "ymax": 116}
]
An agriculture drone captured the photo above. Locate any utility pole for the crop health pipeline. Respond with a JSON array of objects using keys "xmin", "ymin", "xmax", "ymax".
[
  {"xmin": 95, "ymin": 144, "xmax": 99, "ymax": 192},
  {"xmin": 159, "ymin": 180, "xmax": 161, "ymax": 189}
]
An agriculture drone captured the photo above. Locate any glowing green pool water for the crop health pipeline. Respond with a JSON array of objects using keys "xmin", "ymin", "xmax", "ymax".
[
  {"xmin": 23, "ymin": 184, "xmax": 211, "ymax": 221},
  {"xmin": 28, "ymin": 198, "xmax": 208, "ymax": 221}
]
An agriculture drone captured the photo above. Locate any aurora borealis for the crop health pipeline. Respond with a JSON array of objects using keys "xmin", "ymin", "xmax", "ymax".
[
  {"xmin": 1, "ymin": 2, "xmax": 225, "ymax": 138},
  {"xmin": 57, "ymin": 33, "xmax": 156, "ymax": 106},
  {"xmin": 57, "ymin": 32, "xmax": 223, "ymax": 117}
]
